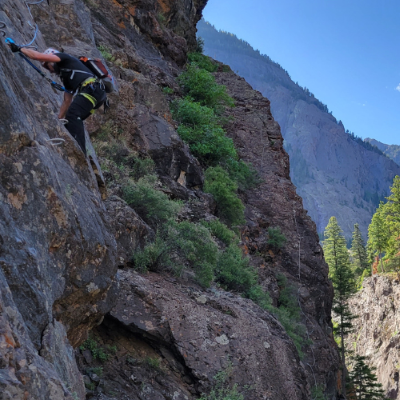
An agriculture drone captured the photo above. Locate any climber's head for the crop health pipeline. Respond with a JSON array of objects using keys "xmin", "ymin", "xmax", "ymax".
[{"xmin": 42, "ymin": 48, "xmax": 59, "ymax": 73}]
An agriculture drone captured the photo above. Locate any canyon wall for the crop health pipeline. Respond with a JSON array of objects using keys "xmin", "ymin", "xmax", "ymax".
[
  {"xmin": 0, "ymin": 1, "xmax": 341, "ymax": 399},
  {"xmin": 198, "ymin": 20, "xmax": 400, "ymax": 240}
]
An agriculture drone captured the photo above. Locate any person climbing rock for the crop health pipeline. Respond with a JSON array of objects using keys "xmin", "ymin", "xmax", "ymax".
[{"xmin": 7, "ymin": 43, "xmax": 107, "ymax": 156}]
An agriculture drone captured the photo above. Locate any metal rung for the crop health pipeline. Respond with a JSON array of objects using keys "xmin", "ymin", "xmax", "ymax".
[
  {"xmin": 46, "ymin": 138, "xmax": 65, "ymax": 146},
  {"xmin": 0, "ymin": 22, "xmax": 6, "ymax": 37}
]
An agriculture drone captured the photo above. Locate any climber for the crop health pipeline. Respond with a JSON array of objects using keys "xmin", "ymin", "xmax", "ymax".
[{"xmin": 7, "ymin": 42, "xmax": 107, "ymax": 156}]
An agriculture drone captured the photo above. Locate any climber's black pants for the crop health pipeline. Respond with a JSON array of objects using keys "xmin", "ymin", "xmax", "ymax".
[{"xmin": 65, "ymin": 82, "xmax": 107, "ymax": 156}]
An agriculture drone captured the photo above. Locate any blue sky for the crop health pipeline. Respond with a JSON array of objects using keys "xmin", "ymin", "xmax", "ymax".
[{"xmin": 202, "ymin": 0, "xmax": 400, "ymax": 145}]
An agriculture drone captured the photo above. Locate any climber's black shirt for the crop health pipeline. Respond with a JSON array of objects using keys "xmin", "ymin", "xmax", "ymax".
[{"xmin": 53, "ymin": 53, "xmax": 94, "ymax": 92}]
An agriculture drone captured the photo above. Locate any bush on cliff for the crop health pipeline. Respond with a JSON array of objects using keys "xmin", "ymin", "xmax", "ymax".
[
  {"xmin": 187, "ymin": 52, "xmax": 218, "ymax": 72},
  {"xmin": 273, "ymin": 274, "xmax": 307, "ymax": 358},
  {"xmin": 267, "ymin": 227, "xmax": 287, "ymax": 250},
  {"xmin": 199, "ymin": 364, "xmax": 244, "ymax": 400},
  {"xmin": 201, "ymin": 219, "xmax": 237, "ymax": 246},
  {"xmin": 122, "ymin": 175, "xmax": 182, "ymax": 225},
  {"xmin": 216, "ymin": 244, "xmax": 255, "ymax": 291},
  {"xmin": 178, "ymin": 64, "xmax": 234, "ymax": 112},
  {"xmin": 132, "ymin": 220, "xmax": 218, "ymax": 287},
  {"xmin": 204, "ymin": 167, "xmax": 245, "ymax": 226},
  {"xmin": 173, "ymin": 98, "xmax": 237, "ymax": 165}
]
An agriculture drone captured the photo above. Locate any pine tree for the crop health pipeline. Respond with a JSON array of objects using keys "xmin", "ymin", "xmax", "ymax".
[
  {"xmin": 368, "ymin": 202, "xmax": 389, "ymax": 274},
  {"xmin": 347, "ymin": 355, "xmax": 387, "ymax": 400},
  {"xmin": 351, "ymin": 223, "xmax": 369, "ymax": 285},
  {"xmin": 324, "ymin": 216, "xmax": 355, "ymax": 394}
]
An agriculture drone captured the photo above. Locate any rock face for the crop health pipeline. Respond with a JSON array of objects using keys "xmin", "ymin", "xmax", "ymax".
[
  {"xmin": 215, "ymin": 69, "xmax": 340, "ymax": 397},
  {"xmin": 0, "ymin": 0, "xmax": 341, "ymax": 399},
  {"xmin": 198, "ymin": 20, "xmax": 400, "ymax": 240},
  {"xmin": 347, "ymin": 276, "xmax": 400, "ymax": 400},
  {"xmin": 0, "ymin": 0, "xmax": 119, "ymax": 398},
  {"xmin": 109, "ymin": 269, "xmax": 310, "ymax": 399}
]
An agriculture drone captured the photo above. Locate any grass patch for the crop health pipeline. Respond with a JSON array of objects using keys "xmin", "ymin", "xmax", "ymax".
[
  {"xmin": 98, "ymin": 45, "xmax": 114, "ymax": 62},
  {"xmin": 144, "ymin": 356, "xmax": 162, "ymax": 371}
]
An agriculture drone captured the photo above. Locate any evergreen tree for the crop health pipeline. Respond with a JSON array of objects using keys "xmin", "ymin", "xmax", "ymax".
[
  {"xmin": 324, "ymin": 216, "xmax": 355, "ymax": 394},
  {"xmin": 351, "ymin": 223, "xmax": 369, "ymax": 285},
  {"xmin": 347, "ymin": 355, "xmax": 387, "ymax": 400},
  {"xmin": 383, "ymin": 176, "xmax": 400, "ymax": 259},
  {"xmin": 367, "ymin": 202, "xmax": 389, "ymax": 273}
]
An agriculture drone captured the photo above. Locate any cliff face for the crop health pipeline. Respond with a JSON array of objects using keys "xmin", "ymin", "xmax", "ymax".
[
  {"xmin": 347, "ymin": 276, "xmax": 400, "ymax": 400},
  {"xmin": 198, "ymin": 20, "xmax": 400, "ymax": 240},
  {"xmin": 0, "ymin": 1, "xmax": 340, "ymax": 399}
]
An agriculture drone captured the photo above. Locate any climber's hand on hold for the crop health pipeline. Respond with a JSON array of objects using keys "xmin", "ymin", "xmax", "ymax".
[{"xmin": 5, "ymin": 38, "xmax": 21, "ymax": 53}]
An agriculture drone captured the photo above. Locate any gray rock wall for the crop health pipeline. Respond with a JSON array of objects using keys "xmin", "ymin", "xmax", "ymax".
[
  {"xmin": 0, "ymin": 0, "xmax": 118, "ymax": 398},
  {"xmin": 347, "ymin": 276, "xmax": 400, "ymax": 400}
]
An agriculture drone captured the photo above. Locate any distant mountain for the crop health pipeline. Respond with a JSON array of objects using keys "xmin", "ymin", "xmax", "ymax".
[
  {"xmin": 365, "ymin": 138, "xmax": 400, "ymax": 166},
  {"xmin": 197, "ymin": 20, "xmax": 400, "ymax": 240}
]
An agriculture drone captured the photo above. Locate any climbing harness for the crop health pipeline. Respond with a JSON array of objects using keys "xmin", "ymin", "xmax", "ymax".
[
  {"xmin": 0, "ymin": 22, "xmax": 6, "ymax": 37},
  {"xmin": 5, "ymin": 38, "xmax": 72, "ymax": 93}
]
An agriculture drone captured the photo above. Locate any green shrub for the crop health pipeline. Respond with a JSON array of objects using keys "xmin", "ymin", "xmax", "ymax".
[
  {"xmin": 224, "ymin": 159, "xmax": 262, "ymax": 191},
  {"xmin": 98, "ymin": 45, "xmax": 114, "ymax": 62},
  {"xmin": 80, "ymin": 338, "xmax": 109, "ymax": 362},
  {"xmin": 199, "ymin": 365, "xmax": 244, "ymax": 400},
  {"xmin": 172, "ymin": 98, "xmax": 237, "ymax": 165},
  {"xmin": 172, "ymin": 96, "xmax": 218, "ymax": 126},
  {"xmin": 133, "ymin": 221, "xmax": 218, "ymax": 287},
  {"xmin": 162, "ymin": 86, "xmax": 174, "ymax": 94},
  {"xmin": 122, "ymin": 175, "xmax": 182, "ymax": 224},
  {"xmin": 144, "ymin": 356, "xmax": 162, "ymax": 371},
  {"xmin": 195, "ymin": 36, "xmax": 205, "ymax": 54},
  {"xmin": 126, "ymin": 156, "xmax": 155, "ymax": 181},
  {"xmin": 202, "ymin": 219, "xmax": 237, "ymax": 246},
  {"xmin": 274, "ymin": 274, "xmax": 307, "ymax": 358},
  {"xmin": 247, "ymin": 284, "xmax": 272, "ymax": 309},
  {"xmin": 204, "ymin": 167, "xmax": 245, "ymax": 226},
  {"xmin": 267, "ymin": 227, "xmax": 287, "ymax": 250},
  {"xmin": 178, "ymin": 64, "xmax": 234, "ymax": 112},
  {"xmin": 166, "ymin": 221, "xmax": 218, "ymax": 287},
  {"xmin": 187, "ymin": 52, "xmax": 218, "ymax": 72},
  {"xmin": 311, "ymin": 385, "xmax": 327, "ymax": 400},
  {"xmin": 178, "ymin": 124, "xmax": 237, "ymax": 165},
  {"xmin": 216, "ymin": 244, "xmax": 255, "ymax": 292},
  {"xmin": 132, "ymin": 234, "xmax": 168, "ymax": 272}
]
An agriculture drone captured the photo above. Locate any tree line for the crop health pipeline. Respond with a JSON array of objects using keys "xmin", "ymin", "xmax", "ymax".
[
  {"xmin": 322, "ymin": 176, "xmax": 400, "ymax": 399},
  {"xmin": 324, "ymin": 216, "xmax": 388, "ymax": 399}
]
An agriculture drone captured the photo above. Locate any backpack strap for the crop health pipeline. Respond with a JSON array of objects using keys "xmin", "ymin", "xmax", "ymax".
[{"xmin": 60, "ymin": 68, "xmax": 94, "ymax": 80}]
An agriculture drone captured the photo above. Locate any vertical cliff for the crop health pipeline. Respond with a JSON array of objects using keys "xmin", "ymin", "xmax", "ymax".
[
  {"xmin": 347, "ymin": 276, "xmax": 400, "ymax": 400},
  {"xmin": 0, "ymin": 1, "xmax": 341, "ymax": 399},
  {"xmin": 198, "ymin": 20, "xmax": 400, "ymax": 240}
]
